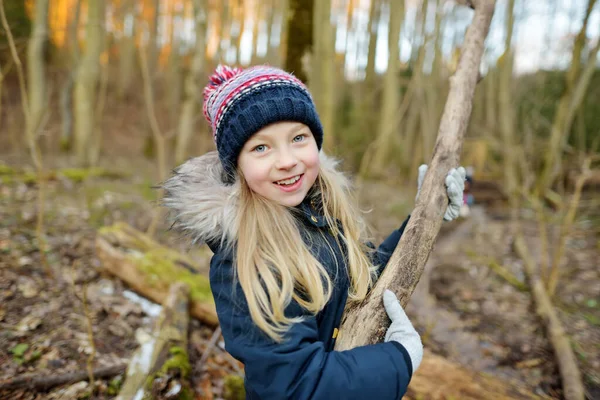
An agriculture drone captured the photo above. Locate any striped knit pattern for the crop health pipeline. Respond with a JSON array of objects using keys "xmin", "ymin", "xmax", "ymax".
[
  {"xmin": 201, "ymin": 64, "xmax": 323, "ymax": 178},
  {"xmin": 203, "ymin": 65, "xmax": 309, "ymax": 142}
]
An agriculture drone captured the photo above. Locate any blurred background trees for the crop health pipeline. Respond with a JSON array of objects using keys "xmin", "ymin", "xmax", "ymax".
[{"xmin": 1, "ymin": 0, "xmax": 598, "ymax": 192}]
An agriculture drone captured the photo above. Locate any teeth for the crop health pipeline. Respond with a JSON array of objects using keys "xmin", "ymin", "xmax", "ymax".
[{"xmin": 276, "ymin": 175, "xmax": 300, "ymax": 185}]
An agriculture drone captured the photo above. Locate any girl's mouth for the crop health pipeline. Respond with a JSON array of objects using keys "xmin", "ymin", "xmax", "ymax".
[{"xmin": 274, "ymin": 174, "xmax": 304, "ymax": 192}]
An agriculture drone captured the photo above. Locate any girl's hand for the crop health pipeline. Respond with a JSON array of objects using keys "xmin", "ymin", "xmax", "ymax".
[
  {"xmin": 383, "ymin": 289, "xmax": 423, "ymax": 372},
  {"xmin": 415, "ymin": 164, "xmax": 466, "ymax": 221}
]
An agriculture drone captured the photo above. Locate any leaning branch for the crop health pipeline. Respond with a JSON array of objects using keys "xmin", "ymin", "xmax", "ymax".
[{"xmin": 336, "ymin": 0, "xmax": 497, "ymax": 350}]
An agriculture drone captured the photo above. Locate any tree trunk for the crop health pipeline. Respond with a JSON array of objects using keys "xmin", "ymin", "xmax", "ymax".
[
  {"xmin": 335, "ymin": 0, "xmax": 496, "ymax": 351},
  {"xmin": 74, "ymin": 0, "xmax": 105, "ymax": 166},
  {"xmin": 498, "ymin": 0, "xmax": 518, "ymax": 209},
  {"xmin": 311, "ymin": 0, "xmax": 335, "ymax": 149},
  {"xmin": 175, "ymin": 0, "xmax": 207, "ymax": 165},
  {"xmin": 364, "ymin": 0, "xmax": 380, "ymax": 90},
  {"xmin": 283, "ymin": 0, "xmax": 313, "ymax": 84},
  {"xmin": 59, "ymin": 0, "xmax": 81, "ymax": 151},
  {"xmin": 26, "ymin": 0, "xmax": 49, "ymax": 164},
  {"xmin": 116, "ymin": 283, "xmax": 193, "ymax": 400},
  {"xmin": 364, "ymin": 0, "xmax": 404, "ymax": 177},
  {"xmin": 537, "ymin": 0, "xmax": 598, "ymax": 195},
  {"xmin": 117, "ymin": 0, "xmax": 137, "ymax": 99}
]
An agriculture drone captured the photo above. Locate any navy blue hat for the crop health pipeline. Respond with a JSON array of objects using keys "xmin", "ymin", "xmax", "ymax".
[{"xmin": 203, "ymin": 65, "xmax": 324, "ymax": 177}]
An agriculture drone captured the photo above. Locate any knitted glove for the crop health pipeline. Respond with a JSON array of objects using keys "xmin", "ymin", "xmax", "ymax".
[
  {"xmin": 383, "ymin": 289, "xmax": 423, "ymax": 372},
  {"xmin": 416, "ymin": 164, "xmax": 466, "ymax": 221}
]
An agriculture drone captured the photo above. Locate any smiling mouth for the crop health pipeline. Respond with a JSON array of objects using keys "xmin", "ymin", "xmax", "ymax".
[{"xmin": 274, "ymin": 174, "xmax": 303, "ymax": 186}]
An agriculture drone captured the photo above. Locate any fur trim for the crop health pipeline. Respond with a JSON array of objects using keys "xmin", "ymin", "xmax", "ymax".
[{"xmin": 162, "ymin": 150, "xmax": 351, "ymax": 246}]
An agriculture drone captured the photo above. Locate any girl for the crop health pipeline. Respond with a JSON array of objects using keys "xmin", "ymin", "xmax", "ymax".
[{"xmin": 164, "ymin": 65, "xmax": 465, "ymax": 399}]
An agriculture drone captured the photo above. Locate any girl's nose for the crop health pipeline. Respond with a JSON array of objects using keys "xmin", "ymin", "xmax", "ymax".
[{"xmin": 275, "ymin": 149, "xmax": 298, "ymax": 170}]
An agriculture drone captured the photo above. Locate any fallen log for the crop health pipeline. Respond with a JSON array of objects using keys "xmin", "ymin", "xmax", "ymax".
[
  {"xmin": 117, "ymin": 282, "xmax": 192, "ymax": 400},
  {"xmin": 95, "ymin": 222, "xmax": 218, "ymax": 326},
  {"xmin": 0, "ymin": 364, "xmax": 126, "ymax": 392},
  {"xmin": 409, "ymin": 350, "xmax": 545, "ymax": 400},
  {"xmin": 514, "ymin": 235, "xmax": 585, "ymax": 400}
]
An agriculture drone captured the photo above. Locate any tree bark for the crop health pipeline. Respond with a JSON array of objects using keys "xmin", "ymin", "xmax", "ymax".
[
  {"xmin": 175, "ymin": 0, "xmax": 207, "ymax": 165},
  {"xmin": 74, "ymin": 0, "xmax": 105, "ymax": 166},
  {"xmin": 335, "ymin": 0, "xmax": 496, "ymax": 351},
  {"xmin": 117, "ymin": 283, "xmax": 193, "ymax": 400}
]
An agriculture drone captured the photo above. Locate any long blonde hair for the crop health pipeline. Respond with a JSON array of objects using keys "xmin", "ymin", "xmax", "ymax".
[{"xmin": 234, "ymin": 161, "xmax": 376, "ymax": 342}]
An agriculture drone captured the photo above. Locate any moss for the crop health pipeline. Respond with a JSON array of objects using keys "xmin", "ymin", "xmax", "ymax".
[
  {"xmin": 160, "ymin": 346, "xmax": 192, "ymax": 378},
  {"xmin": 60, "ymin": 167, "xmax": 127, "ymax": 183},
  {"xmin": 98, "ymin": 223, "xmax": 214, "ymax": 303},
  {"xmin": 223, "ymin": 375, "xmax": 246, "ymax": 400},
  {"xmin": 135, "ymin": 249, "xmax": 213, "ymax": 303},
  {"xmin": 0, "ymin": 164, "xmax": 16, "ymax": 176}
]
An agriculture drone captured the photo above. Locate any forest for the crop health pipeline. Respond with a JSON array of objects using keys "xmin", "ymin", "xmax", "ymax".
[{"xmin": 0, "ymin": 0, "xmax": 599, "ymax": 399}]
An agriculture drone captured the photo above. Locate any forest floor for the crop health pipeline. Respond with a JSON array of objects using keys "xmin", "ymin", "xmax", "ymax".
[{"xmin": 0, "ymin": 153, "xmax": 599, "ymax": 400}]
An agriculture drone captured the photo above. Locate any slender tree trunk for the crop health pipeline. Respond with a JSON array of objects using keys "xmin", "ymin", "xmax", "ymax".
[
  {"xmin": 498, "ymin": 0, "xmax": 517, "ymax": 210},
  {"xmin": 364, "ymin": 0, "xmax": 380, "ymax": 90},
  {"xmin": 167, "ymin": 1, "xmax": 184, "ymax": 129},
  {"xmin": 117, "ymin": 0, "xmax": 137, "ymax": 99},
  {"xmin": 175, "ymin": 0, "xmax": 207, "ymax": 165},
  {"xmin": 74, "ymin": 0, "xmax": 105, "ymax": 166},
  {"xmin": 26, "ymin": 0, "xmax": 49, "ymax": 159},
  {"xmin": 364, "ymin": 0, "xmax": 404, "ymax": 176},
  {"xmin": 336, "ymin": 0, "xmax": 496, "ymax": 351},
  {"xmin": 311, "ymin": 0, "xmax": 335, "ymax": 148},
  {"xmin": 283, "ymin": 0, "xmax": 313, "ymax": 84},
  {"xmin": 537, "ymin": 0, "xmax": 598, "ymax": 194},
  {"xmin": 60, "ymin": 0, "xmax": 81, "ymax": 151}
]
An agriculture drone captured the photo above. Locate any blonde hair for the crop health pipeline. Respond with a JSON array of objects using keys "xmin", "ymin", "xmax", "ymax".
[{"xmin": 234, "ymin": 163, "xmax": 376, "ymax": 342}]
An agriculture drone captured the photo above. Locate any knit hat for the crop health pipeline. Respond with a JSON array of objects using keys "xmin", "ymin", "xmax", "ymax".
[{"xmin": 202, "ymin": 65, "xmax": 323, "ymax": 177}]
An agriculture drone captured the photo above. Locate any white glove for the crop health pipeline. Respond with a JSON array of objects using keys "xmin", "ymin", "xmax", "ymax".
[
  {"xmin": 383, "ymin": 289, "xmax": 423, "ymax": 372},
  {"xmin": 415, "ymin": 164, "xmax": 466, "ymax": 221}
]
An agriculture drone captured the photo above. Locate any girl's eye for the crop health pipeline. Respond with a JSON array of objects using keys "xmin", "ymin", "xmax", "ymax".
[
  {"xmin": 293, "ymin": 134, "xmax": 305, "ymax": 143},
  {"xmin": 253, "ymin": 145, "xmax": 267, "ymax": 153}
]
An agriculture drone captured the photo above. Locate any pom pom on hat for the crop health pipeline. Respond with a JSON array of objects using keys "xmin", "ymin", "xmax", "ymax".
[{"xmin": 203, "ymin": 65, "xmax": 243, "ymax": 124}]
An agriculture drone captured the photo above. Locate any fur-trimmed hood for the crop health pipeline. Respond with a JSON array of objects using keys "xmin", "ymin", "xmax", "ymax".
[{"xmin": 162, "ymin": 151, "xmax": 351, "ymax": 247}]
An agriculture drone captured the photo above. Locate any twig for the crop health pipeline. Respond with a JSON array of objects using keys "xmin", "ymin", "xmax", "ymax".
[
  {"xmin": 0, "ymin": 364, "xmax": 126, "ymax": 391},
  {"xmin": 197, "ymin": 326, "xmax": 222, "ymax": 370},
  {"xmin": 547, "ymin": 157, "xmax": 591, "ymax": 295},
  {"xmin": 69, "ymin": 263, "xmax": 97, "ymax": 391}
]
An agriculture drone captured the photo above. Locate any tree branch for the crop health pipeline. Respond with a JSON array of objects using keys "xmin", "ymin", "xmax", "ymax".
[{"xmin": 335, "ymin": 0, "xmax": 497, "ymax": 351}]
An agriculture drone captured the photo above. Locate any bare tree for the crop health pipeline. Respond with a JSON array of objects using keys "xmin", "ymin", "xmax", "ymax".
[
  {"xmin": 537, "ymin": 0, "xmax": 599, "ymax": 195},
  {"xmin": 360, "ymin": 0, "xmax": 405, "ymax": 177},
  {"xmin": 284, "ymin": 0, "xmax": 314, "ymax": 83},
  {"xmin": 311, "ymin": 0, "xmax": 335, "ymax": 148},
  {"xmin": 175, "ymin": 0, "xmax": 207, "ymax": 165},
  {"xmin": 73, "ymin": 0, "xmax": 105, "ymax": 166}
]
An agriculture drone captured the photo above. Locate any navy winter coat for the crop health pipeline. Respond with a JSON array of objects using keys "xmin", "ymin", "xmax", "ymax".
[
  {"xmin": 163, "ymin": 151, "xmax": 413, "ymax": 400},
  {"xmin": 207, "ymin": 199, "xmax": 413, "ymax": 400}
]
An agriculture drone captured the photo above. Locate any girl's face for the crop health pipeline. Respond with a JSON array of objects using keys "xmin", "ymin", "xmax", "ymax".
[{"xmin": 237, "ymin": 122, "xmax": 320, "ymax": 207}]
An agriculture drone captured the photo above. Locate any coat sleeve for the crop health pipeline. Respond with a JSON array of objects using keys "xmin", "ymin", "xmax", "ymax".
[
  {"xmin": 210, "ymin": 253, "xmax": 413, "ymax": 400},
  {"xmin": 367, "ymin": 215, "xmax": 410, "ymax": 278}
]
